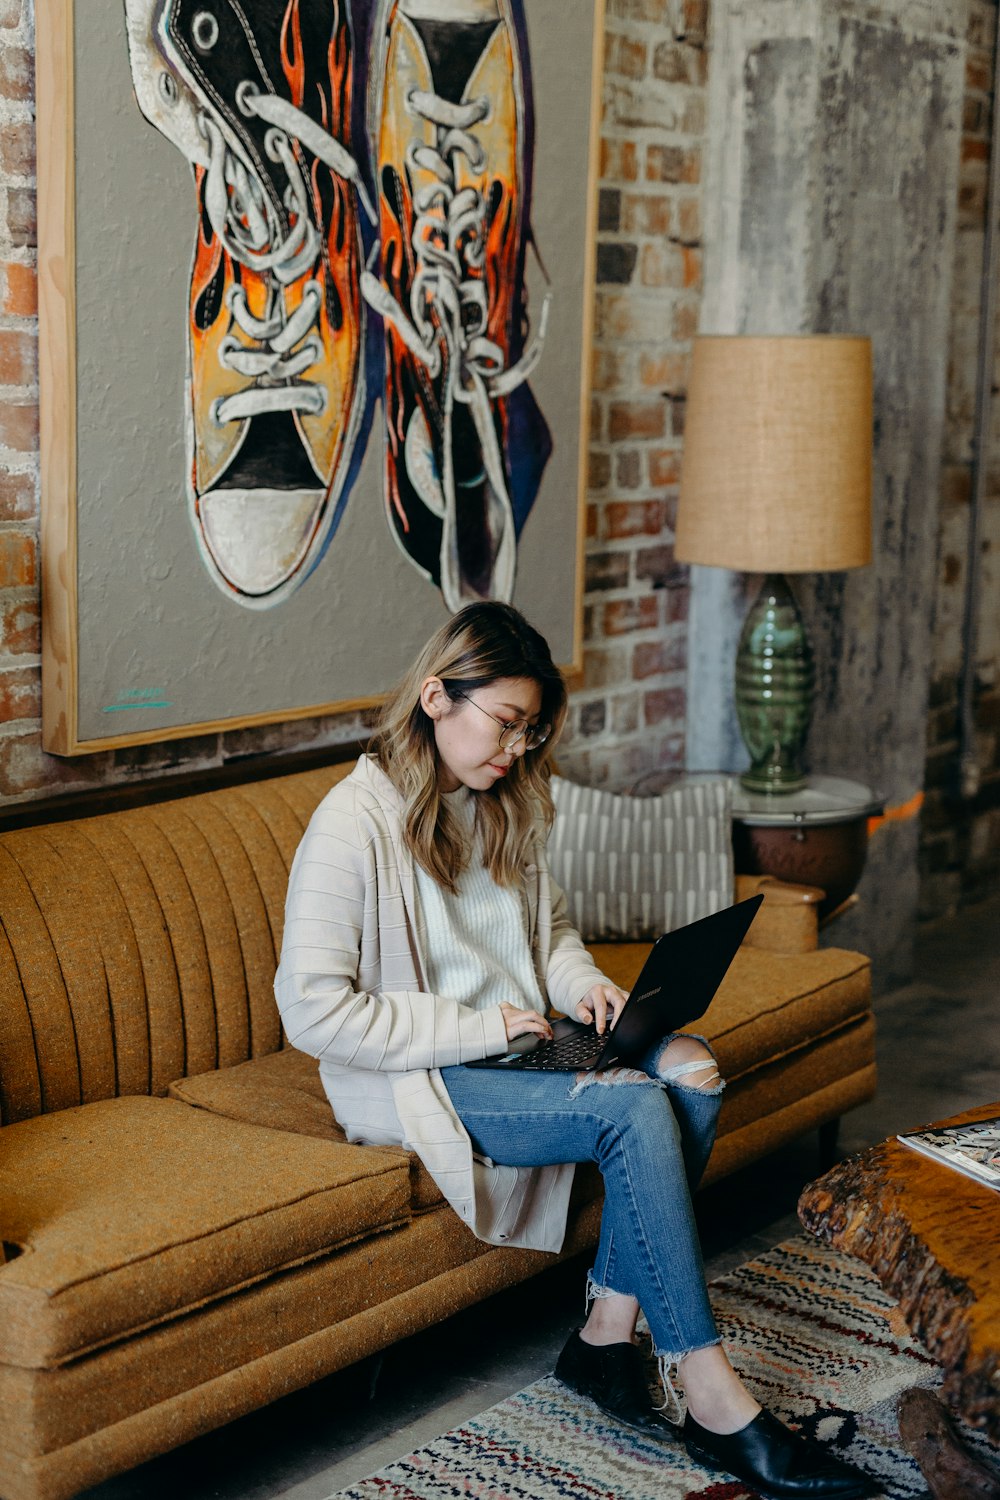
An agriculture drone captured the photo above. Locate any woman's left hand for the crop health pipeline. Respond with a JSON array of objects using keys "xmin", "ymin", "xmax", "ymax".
[{"xmin": 575, "ymin": 983, "xmax": 628, "ymax": 1036}]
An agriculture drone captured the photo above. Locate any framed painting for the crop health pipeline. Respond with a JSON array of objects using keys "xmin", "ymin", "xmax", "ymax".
[{"xmin": 38, "ymin": 0, "xmax": 602, "ymax": 754}]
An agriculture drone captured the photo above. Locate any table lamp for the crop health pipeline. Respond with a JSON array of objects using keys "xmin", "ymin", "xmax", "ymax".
[{"xmin": 675, "ymin": 335, "xmax": 873, "ymax": 794}]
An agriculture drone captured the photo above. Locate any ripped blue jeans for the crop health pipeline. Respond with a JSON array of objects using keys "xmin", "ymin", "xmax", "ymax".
[{"xmin": 440, "ymin": 1034, "xmax": 723, "ymax": 1363}]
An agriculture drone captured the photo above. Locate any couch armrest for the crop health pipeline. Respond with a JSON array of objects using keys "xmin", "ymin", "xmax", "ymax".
[{"xmin": 735, "ymin": 873, "xmax": 824, "ymax": 953}]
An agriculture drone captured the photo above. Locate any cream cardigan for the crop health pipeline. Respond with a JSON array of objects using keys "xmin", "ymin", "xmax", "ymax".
[{"xmin": 275, "ymin": 755, "xmax": 609, "ymax": 1253}]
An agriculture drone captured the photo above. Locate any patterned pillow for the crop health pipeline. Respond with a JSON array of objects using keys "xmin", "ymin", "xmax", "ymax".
[{"xmin": 547, "ymin": 775, "xmax": 733, "ymax": 942}]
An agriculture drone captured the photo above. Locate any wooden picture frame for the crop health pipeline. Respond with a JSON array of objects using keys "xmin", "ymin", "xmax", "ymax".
[{"xmin": 39, "ymin": 0, "xmax": 601, "ymax": 754}]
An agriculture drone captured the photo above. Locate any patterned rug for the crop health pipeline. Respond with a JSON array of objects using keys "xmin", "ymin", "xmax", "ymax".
[{"xmin": 330, "ymin": 1235, "xmax": 998, "ymax": 1500}]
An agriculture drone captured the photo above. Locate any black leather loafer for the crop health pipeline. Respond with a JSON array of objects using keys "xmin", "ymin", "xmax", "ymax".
[
  {"xmin": 683, "ymin": 1408, "xmax": 876, "ymax": 1499},
  {"xmin": 554, "ymin": 1331, "xmax": 677, "ymax": 1438}
]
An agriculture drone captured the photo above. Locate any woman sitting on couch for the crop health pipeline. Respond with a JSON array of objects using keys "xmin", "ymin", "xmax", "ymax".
[{"xmin": 275, "ymin": 601, "xmax": 871, "ymax": 1500}]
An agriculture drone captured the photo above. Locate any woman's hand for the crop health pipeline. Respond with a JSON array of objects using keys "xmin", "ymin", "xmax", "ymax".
[
  {"xmin": 575, "ymin": 983, "xmax": 628, "ymax": 1036},
  {"xmin": 500, "ymin": 1003, "xmax": 554, "ymax": 1043}
]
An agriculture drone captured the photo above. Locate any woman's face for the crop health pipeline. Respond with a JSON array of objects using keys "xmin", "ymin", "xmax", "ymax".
[{"xmin": 421, "ymin": 675, "xmax": 544, "ymax": 793}]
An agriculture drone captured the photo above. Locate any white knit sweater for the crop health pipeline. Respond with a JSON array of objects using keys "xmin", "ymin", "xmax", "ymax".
[
  {"xmin": 414, "ymin": 787, "xmax": 546, "ymax": 1018},
  {"xmin": 274, "ymin": 756, "xmax": 609, "ymax": 1252}
]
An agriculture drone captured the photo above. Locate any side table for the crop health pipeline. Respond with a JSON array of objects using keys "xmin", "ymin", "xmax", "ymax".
[{"xmin": 730, "ymin": 775, "xmax": 884, "ymax": 920}]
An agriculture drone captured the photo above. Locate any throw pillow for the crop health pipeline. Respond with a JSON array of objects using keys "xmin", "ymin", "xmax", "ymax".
[{"xmin": 548, "ymin": 775, "xmax": 733, "ymax": 942}]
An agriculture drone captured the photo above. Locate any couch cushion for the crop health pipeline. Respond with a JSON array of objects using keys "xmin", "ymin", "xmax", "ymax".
[
  {"xmin": 588, "ymin": 941, "xmax": 871, "ymax": 1080},
  {"xmin": 548, "ymin": 775, "xmax": 733, "ymax": 941},
  {"xmin": 168, "ymin": 1050, "xmax": 445, "ymax": 1214},
  {"xmin": 0, "ymin": 1096, "xmax": 410, "ymax": 1369}
]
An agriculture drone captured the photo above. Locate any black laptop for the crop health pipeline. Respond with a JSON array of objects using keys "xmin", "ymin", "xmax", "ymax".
[{"xmin": 466, "ymin": 894, "xmax": 763, "ymax": 1073}]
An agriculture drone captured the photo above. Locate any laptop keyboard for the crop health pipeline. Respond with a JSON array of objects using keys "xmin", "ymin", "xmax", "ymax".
[{"xmin": 505, "ymin": 1029, "xmax": 607, "ymax": 1071}]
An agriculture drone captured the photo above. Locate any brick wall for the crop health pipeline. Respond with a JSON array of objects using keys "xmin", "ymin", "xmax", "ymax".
[
  {"xmin": 922, "ymin": 0, "xmax": 1000, "ymax": 914},
  {"xmin": 0, "ymin": 0, "xmax": 707, "ymax": 805}
]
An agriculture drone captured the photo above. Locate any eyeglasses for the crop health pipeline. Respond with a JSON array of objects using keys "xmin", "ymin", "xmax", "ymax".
[{"xmin": 453, "ymin": 692, "xmax": 551, "ymax": 752}]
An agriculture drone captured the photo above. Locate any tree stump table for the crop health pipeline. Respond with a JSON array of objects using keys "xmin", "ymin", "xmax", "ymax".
[{"xmin": 798, "ymin": 1102, "xmax": 1000, "ymax": 1441}]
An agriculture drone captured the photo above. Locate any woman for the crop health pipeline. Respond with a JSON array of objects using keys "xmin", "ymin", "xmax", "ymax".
[{"xmin": 275, "ymin": 603, "xmax": 871, "ymax": 1500}]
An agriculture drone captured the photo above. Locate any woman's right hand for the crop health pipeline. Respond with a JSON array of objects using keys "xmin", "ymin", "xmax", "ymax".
[{"xmin": 499, "ymin": 1003, "xmax": 553, "ymax": 1043}]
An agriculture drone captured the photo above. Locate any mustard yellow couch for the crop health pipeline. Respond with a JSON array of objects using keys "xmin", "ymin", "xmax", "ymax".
[{"xmin": 0, "ymin": 761, "xmax": 875, "ymax": 1500}]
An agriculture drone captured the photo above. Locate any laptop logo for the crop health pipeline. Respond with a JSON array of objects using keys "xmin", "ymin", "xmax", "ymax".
[{"xmin": 633, "ymin": 985, "xmax": 662, "ymax": 1003}]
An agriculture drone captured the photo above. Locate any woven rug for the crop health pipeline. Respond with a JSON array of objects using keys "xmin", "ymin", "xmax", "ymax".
[{"xmin": 330, "ymin": 1234, "xmax": 997, "ymax": 1500}]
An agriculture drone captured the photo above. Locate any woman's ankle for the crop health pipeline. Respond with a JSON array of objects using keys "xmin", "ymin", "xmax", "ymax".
[
  {"xmin": 579, "ymin": 1291, "xmax": 640, "ymax": 1347},
  {"xmin": 679, "ymin": 1346, "xmax": 761, "ymax": 1434}
]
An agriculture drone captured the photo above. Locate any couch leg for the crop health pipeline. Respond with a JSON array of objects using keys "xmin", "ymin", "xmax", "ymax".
[{"xmin": 818, "ymin": 1118, "xmax": 840, "ymax": 1172}]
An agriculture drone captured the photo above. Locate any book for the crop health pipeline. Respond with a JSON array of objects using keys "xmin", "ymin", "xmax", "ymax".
[{"xmin": 898, "ymin": 1115, "xmax": 1000, "ymax": 1191}]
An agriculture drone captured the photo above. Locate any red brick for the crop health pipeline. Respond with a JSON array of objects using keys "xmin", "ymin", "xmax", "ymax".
[
  {"xmin": 588, "ymin": 451, "xmax": 611, "ymax": 490},
  {"xmin": 672, "ymin": 299, "xmax": 699, "ymax": 341},
  {"xmin": 600, "ymin": 136, "xmax": 639, "ymax": 183},
  {"xmin": 681, "ymin": 0, "xmax": 707, "ymax": 41},
  {"xmin": 682, "ymin": 246, "xmax": 702, "ymax": 288},
  {"xmin": 621, "ymin": 193, "xmax": 672, "ymax": 236},
  {"xmin": 664, "ymin": 585, "xmax": 689, "ymax": 624},
  {"xmin": 606, "ymin": 31, "xmax": 647, "ymax": 80},
  {"xmin": 633, "ymin": 640, "xmax": 668, "ymax": 679},
  {"xmin": 598, "ymin": 291, "xmax": 670, "ymax": 343},
  {"xmin": 0, "ymin": 468, "xmax": 34, "ymax": 519},
  {"xmin": 590, "ymin": 396, "xmax": 605, "ymax": 443},
  {"xmin": 0, "ymin": 0, "xmax": 22, "ymax": 26},
  {"xmin": 0, "ymin": 120, "xmax": 33, "ymax": 177},
  {"xmin": 652, "ymin": 43, "xmax": 690, "ymax": 84},
  {"xmin": 0, "ymin": 327, "xmax": 35, "ymax": 384},
  {"xmin": 963, "ymin": 137, "xmax": 990, "ymax": 162},
  {"xmin": 0, "ymin": 401, "xmax": 38, "ymax": 450},
  {"xmin": 645, "ymin": 685, "xmax": 686, "ymax": 725},
  {"xmin": 677, "ymin": 196, "xmax": 701, "ymax": 244},
  {"xmin": 602, "ymin": 597, "xmax": 660, "ymax": 636},
  {"xmin": 0, "ymin": 529, "xmax": 35, "ymax": 586},
  {"xmin": 586, "ymin": 502, "xmax": 599, "ymax": 539},
  {"xmin": 7, "ymin": 187, "xmax": 36, "ymax": 249},
  {"xmin": 0, "ymin": 44, "xmax": 32, "ymax": 100},
  {"xmin": 0, "ymin": 663, "xmax": 38, "ymax": 720},
  {"xmin": 583, "ymin": 645, "xmax": 630, "ymax": 688},
  {"xmin": 646, "ymin": 143, "xmax": 700, "ymax": 184},
  {"xmin": 639, "ymin": 352, "xmax": 689, "ymax": 394},
  {"xmin": 0, "ymin": 728, "xmax": 112, "ymax": 797},
  {"xmin": 682, "ymin": 94, "xmax": 707, "ymax": 135},
  {"xmin": 3, "ymin": 261, "xmax": 36, "ymax": 316},
  {"xmin": 606, "ymin": 499, "xmax": 667, "ymax": 539},
  {"xmin": 612, "ymin": 692, "xmax": 641, "ymax": 736},
  {"xmin": 608, "ymin": 398, "xmax": 666, "ymax": 442},
  {"xmin": 639, "ymin": 241, "xmax": 686, "ymax": 288},
  {"xmin": 649, "ymin": 447, "xmax": 682, "ymax": 487},
  {"xmin": 967, "ymin": 55, "xmax": 992, "ymax": 92},
  {"xmin": 0, "ymin": 594, "xmax": 39, "ymax": 652},
  {"xmin": 591, "ymin": 347, "xmax": 629, "ymax": 392},
  {"xmin": 585, "ymin": 551, "xmax": 630, "ymax": 592}
]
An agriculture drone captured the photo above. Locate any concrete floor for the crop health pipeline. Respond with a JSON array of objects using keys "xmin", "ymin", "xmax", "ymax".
[{"xmin": 81, "ymin": 896, "xmax": 1000, "ymax": 1500}]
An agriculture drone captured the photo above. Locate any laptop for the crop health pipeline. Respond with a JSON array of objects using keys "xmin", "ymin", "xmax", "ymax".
[{"xmin": 465, "ymin": 894, "xmax": 763, "ymax": 1073}]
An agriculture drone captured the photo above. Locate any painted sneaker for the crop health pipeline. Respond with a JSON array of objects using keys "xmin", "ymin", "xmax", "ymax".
[
  {"xmin": 363, "ymin": 0, "xmax": 552, "ymax": 610},
  {"xmin": 124, "ymin": 0, "xmax": 372, "ymax": 607}
]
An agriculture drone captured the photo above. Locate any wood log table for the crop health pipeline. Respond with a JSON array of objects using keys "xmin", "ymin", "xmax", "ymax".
[{"xmin": 798, "ymin": 1102, "xmax": 1000, "ymax": 1441}]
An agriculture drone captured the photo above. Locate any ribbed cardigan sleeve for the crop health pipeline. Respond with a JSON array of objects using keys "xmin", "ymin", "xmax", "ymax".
[{"xmin": 275, "ymin": 794, "xmax": 509, "ymax": 1071}]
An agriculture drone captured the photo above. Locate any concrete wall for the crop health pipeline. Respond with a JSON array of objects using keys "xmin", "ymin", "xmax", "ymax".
[{"xmin": 687, "ymin": 0, "xmax": 968, "ymax": 987}]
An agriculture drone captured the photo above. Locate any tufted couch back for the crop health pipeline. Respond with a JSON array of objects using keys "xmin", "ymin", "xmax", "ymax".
[{"xmin": 0, "ymin": 763, "xmax": 354, "ymax": 1126}]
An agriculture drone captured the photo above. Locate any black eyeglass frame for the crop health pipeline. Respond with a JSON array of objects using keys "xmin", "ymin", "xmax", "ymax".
[{"xmin": 451, "ymin": 691, "xmax": 551, "ymax": 753}]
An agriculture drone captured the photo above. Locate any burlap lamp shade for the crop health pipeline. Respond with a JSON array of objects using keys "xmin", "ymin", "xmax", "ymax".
[{"xmin": 675, "ymin": 335, "xmax": 873, "ymax": 793}]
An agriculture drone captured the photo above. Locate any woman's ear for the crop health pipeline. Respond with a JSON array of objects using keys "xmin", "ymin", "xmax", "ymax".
[{"xmin": 420, "ymin": 676, "xmax": 450, "ymax": 721}]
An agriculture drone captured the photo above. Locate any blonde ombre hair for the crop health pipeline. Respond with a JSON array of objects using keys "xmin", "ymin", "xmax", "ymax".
[{"xmin": 369, "ymin": 603, "xmax": 567, "ymax": 892}]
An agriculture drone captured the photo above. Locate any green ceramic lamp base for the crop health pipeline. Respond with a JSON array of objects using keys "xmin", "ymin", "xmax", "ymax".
[{"xmin": 735, "ymin": 573, "xmax": 814, "ymax": 795}]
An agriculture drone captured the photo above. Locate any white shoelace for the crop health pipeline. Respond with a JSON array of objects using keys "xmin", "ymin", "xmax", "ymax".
[
  {"xmin": 362, "ymin": 87, "xmax": 549, "ymax": 402},
  {"xmin": 198, "ymin": 84, "xmax": 373, "ymax": 427}
]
